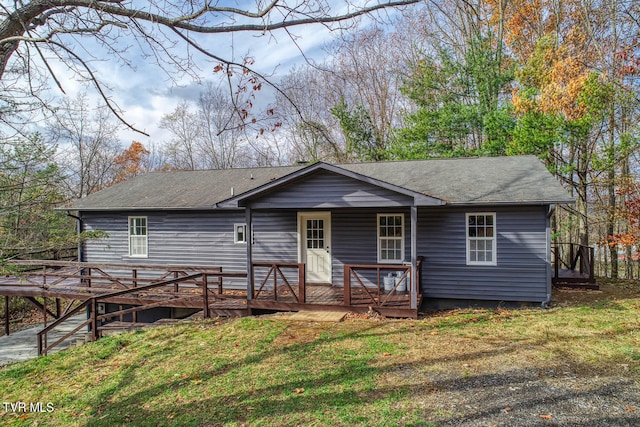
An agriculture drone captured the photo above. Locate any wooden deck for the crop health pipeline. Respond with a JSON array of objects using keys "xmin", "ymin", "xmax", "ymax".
[
  {"xmin": 0, "ymin": 280, "xmax": 418, "ymax": 317},
  {"xmin": 552, "ymin": 243, "xmax": 598, "ymax": 289},
  {"xmin": 250, "ymin": 283, "xmax": 419, "ymax": 318},
  {"xmin": 1, "ymin": 260, "xmax": 421, "ymax": 354}
]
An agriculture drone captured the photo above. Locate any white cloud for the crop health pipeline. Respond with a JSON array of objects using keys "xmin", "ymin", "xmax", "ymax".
[{"xmin": 5, "ymin": 0, "xmax": 412, "ymax": 151}]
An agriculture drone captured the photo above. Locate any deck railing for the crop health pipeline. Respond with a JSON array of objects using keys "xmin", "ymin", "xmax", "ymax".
[
  {"xmin": 36, "ymin": 268, "xmax": 251, "ymax": 355},
  {"xmin": 552, "ymin": 243, "xmax": 595, "ymax": 283},
  {"xmin": 1, "ymin": 261, "xmax": 247, "ymax": 355},
  {"xmin": 343, "ymin": 257, "xmax": 422, "ymax": 308},
  {"xmin": 251, "ymin": 262, "xmax": 306, "ymax": 303}
]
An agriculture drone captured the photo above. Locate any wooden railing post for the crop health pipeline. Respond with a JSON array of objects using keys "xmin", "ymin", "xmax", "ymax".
[
  {"xmin": 273, "ymin": 265, "xmax": 278, "ymax": 301},
  {"xmin": 90, "ymin": 298, "xmax": 98, "ymax": 341},
  {"xmin": 249, "ymin": 263, "xmax": 255, "ymax": 300},
  {"xmin": 554, "ymin": 245, "xmax": 559, "ymax": 279},
  {"xmin": 203, "ymin": 274, "xmax": 210, "ymax": 319},
  {"xmin": 298, "ymin": 263, "xmax": 306, "ymax": 304},
  {"xmin": 344, "ymin": 266, "xmax": 351, "ymax": 306}
]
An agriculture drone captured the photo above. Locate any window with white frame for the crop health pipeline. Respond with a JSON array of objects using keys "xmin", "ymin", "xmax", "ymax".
[
  {"xmin": 129, "ymin": 216, "xmax": 148, "ymax": 257},
  {"xmin": 234, "ymin": 224, "xmax": 247, "ymax": 243},
  {"xmin": 377, "ymin": 214, "xmax": 404, "ymax": 263},
  {"xmin": 466, "ymin": 213, "xmax": 496, "ymax": 265}
]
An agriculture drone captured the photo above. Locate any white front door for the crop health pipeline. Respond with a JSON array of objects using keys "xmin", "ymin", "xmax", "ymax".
[{"xmin": 299, "ymin": 212, "xmax": 332, "ymax": 284}]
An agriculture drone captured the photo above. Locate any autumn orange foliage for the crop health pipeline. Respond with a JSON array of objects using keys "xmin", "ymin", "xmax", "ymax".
[
  {"xmin": 606, "ymin": 182, "xmax": 640, "ymax": 251},
  {"xmin": 113, "ymin": 141, "xmax": 150, "ymax": 184}
]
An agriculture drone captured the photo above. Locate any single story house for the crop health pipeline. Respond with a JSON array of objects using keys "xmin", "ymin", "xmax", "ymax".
[{"xmin": 69, "ymin": 155, "xmax": 573, "ymax": 315}]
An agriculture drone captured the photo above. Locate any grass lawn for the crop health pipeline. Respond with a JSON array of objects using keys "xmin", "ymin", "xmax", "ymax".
[{"xmin": 0, "ymin": 280, "xmax": 639, "ymax": 426}]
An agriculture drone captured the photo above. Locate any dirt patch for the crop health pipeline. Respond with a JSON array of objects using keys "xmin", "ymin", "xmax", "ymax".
[{"xmin": 553, "ymin": 278, "xmax": 640, "ymax": 307}]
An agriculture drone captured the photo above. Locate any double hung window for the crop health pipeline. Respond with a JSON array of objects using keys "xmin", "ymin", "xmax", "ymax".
[
  {"xmin": 466, "ymin": 213, "xmax": 496, "ymax": 265},
  {"xmin": 377, "ymin": 214, "xmax": 404, "ymax": 263},
  {"xmin": 129, "ymin": 216, "xmax": 148, "ymax": 257}
]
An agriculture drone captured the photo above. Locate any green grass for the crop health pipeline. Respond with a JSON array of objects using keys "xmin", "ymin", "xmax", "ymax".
[{"xmin": 1, "ymin": 285, "xmax": 639, "ymax": 426}]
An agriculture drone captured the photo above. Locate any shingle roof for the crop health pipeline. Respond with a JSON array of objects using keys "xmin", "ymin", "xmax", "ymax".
[
  {"xmin": 68, "ymin": 155, "xmax": 573, "ymax": 211},
  {"xmin": 340, "ymin": 156, "xmax": 572, "ymax": 205}
]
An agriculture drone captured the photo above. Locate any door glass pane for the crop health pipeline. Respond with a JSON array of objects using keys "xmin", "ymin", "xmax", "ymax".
[{"xmin": 306, "ymin": 216, "xmax": 325, "ymax": 250}]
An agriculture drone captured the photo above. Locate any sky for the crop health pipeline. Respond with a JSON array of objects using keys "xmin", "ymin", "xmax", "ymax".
[{"xmin": 39, "ymin": 1, "xmax": 394, "ymax": 148}]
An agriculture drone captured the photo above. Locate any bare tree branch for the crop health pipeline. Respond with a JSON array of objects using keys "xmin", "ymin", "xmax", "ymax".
[{"xmin": 0, "ymin": 0, "xmax": 422, "ymax": 134}]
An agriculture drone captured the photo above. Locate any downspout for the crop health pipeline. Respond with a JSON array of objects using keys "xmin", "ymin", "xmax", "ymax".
[
  {"xmin": 542, "ymin": 204, "xmax": 556, "ymax": 309},
  {"xmin": 66, "ymin": 211, "xmax": 84, "ymax": 262}
]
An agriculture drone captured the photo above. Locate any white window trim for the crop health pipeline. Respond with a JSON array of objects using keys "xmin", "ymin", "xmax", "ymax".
[
  {"xmin": 128, "ymin": 216, "xmax": 148, "ymax": 258},
  {"xmin": 466, "ymin": 212, "xmax": 497, "ymax": 266},
  {"xmin": 377, "ymin": 213, "xmax": 405, "ymax": 264},
  {"xmin": 234, "ymin": 223, "xmax": 247, "ymax": 244}
]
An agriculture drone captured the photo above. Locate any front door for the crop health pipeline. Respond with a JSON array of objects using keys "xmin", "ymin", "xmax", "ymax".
[{"xmin": 299, "ymin": 212, "xmax": 332, "ymax": 284}]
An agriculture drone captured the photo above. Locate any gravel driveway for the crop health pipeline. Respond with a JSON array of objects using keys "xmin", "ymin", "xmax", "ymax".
[{"xmin": 414, "ymin": 367, "xmax": 639, "ymax": 426}]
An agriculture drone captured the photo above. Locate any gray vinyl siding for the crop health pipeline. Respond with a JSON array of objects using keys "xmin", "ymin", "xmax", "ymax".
[
  {"xmin": 81, "ymin": 204, "xmax": 550, "ymax": 302},
  {"xmin": 251, "ymin": 208, "xmax": 410, "ymax": 287},
  {"xmin": 331, "ymin": 209, "xmax": 410, "ymax": 286},
  {"xmin": 247, "ymin": 170, "xmax": 413, "ymax": 209},
  {"xmin": 252, "ymin": 211, "xmax": 298, "ymax": 263},
  {"xmin": 417, "ymin": 206, "xmax": 549, "ymax": 302},
  {"xmin": 82, "ymin": 210, "xmax": 248, "ymax": 287},
  {"xmin": 251, "ymin": 210, "xmax": 300, "ymax": 285}
]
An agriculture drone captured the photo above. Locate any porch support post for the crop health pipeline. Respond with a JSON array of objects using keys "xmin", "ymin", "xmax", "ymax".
[
  {"xmin": 410, "ymin": 205, "xmax": 418, "ymax": 310},
  {"xmin": 246, "ymin": 206, "xmax": 254, "ymax": 301}
]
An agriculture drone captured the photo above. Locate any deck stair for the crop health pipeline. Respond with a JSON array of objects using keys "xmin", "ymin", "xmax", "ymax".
[{"xmin": 552, "ymin": 243, "xmax": 599, "ymax": 290}]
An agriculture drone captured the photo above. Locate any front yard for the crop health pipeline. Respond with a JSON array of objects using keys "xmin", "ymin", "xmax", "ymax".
[{"xmin": 0, "ymin": 280, "xmax": 639, "ymax": 426}]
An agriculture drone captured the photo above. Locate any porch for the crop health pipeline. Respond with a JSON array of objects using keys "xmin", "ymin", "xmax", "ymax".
[{"xmin": 249, "ymin": 258, "xmax": 422, "ymax": 318}]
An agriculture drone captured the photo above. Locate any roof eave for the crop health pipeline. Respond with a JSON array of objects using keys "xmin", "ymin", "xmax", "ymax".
[
  {"xmin": 60, "ymin": 205, "xmax": 223, "ymax": 212},
  {"xmin": 446, "ymin": 199, "xmax": 575, "ymax": 207}
]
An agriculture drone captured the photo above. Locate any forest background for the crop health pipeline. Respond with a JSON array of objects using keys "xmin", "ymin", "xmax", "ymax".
[{"xmin": 1, "ymin": 0, "xmax": 639, "ymax": 280}]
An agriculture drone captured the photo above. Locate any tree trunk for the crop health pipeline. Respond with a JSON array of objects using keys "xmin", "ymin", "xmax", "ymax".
[{"xmin": 607, "ymin": 107, "xmax": 618, "ymax": 278}]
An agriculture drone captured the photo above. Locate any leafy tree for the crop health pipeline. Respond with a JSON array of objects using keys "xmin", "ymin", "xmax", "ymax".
[
  {"xmin": 510, "ymin": 32, "xmax": 615, "ymax": 247},
  {"xmin": 0, "ymin": 134, "xmax": 74, "ymax": 259},
  {"xmin": 395, "ymin": 32, "xmax": 514, "ymax": 158},
  {"xmin": 331, "ymin": 99, "xmax": 387, "ymax": 161}
]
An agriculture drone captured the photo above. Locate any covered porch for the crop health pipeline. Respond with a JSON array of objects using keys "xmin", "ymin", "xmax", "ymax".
[{"xmin": 228, "ymin": 163, "xmax": 444, "ymax": 317}]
